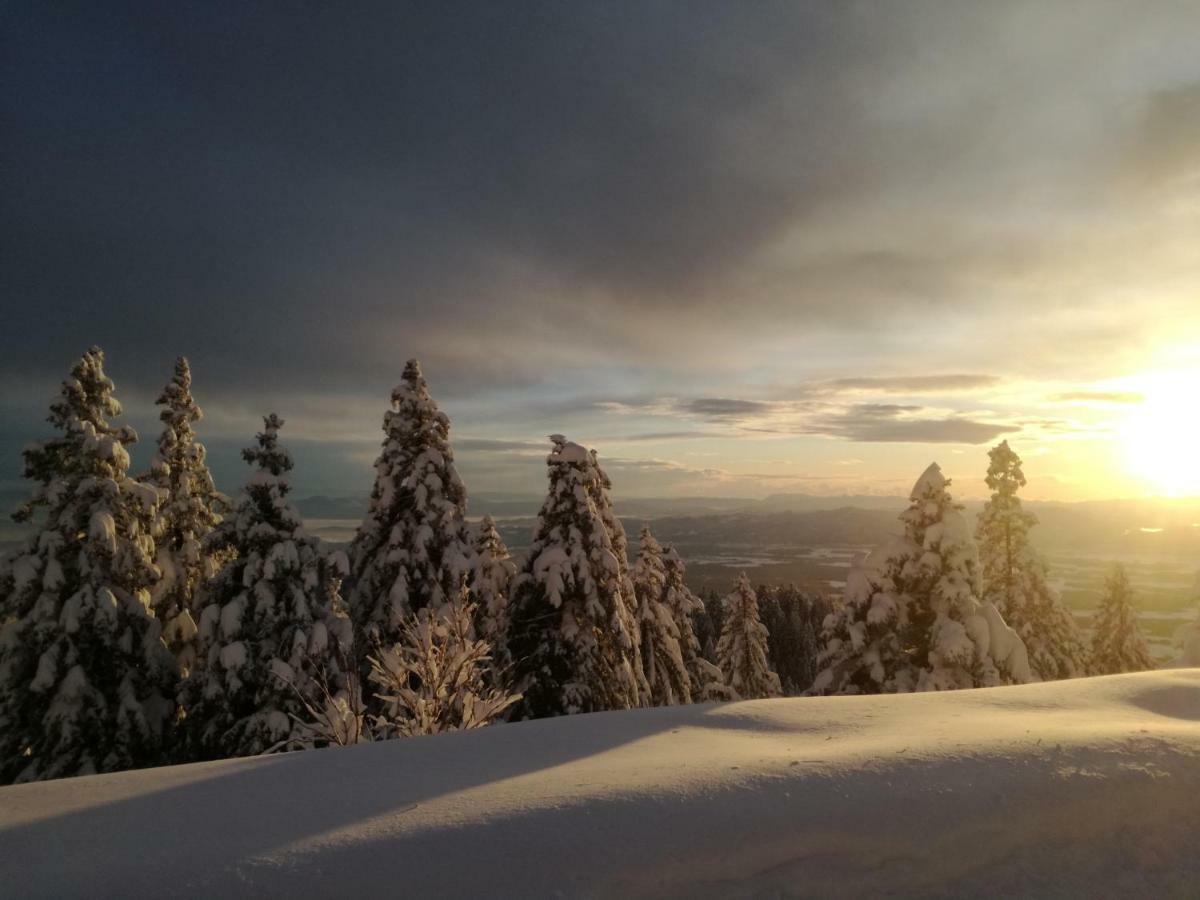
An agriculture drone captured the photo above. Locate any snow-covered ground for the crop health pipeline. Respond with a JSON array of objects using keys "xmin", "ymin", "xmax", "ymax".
[{"xmin": 3, "ymin": 670, "xmax": 1199, "ymax": 898}]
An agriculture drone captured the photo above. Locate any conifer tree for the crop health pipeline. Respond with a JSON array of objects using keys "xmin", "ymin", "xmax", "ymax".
[
  {"xmin": 759, "ymin": 585, "xmax": 827, "ymax": 695},
  {"xmin": 632, "ymin": 526, "xmax": 692, "ymax": 706},
  {"xmin": 0, "ymin": 348, "xmax": 175, "ymax": 783},
  {"xmin": 144, "ymin": 357, "xmax": 229, "ymax": 679},
  {"xmin": 586, "ymin": 448, "xmax": 650, "ymax": 701},
  {"xmin": 1090, "ymin": 564, "xmax": 1153, "ymax": 674},
  {"xmin": 467, "ymin": 515, "xmax": 516, "ymax": 668},
  {"xmin": 369, "ymin": 589, "xmax": 519, "ymax": 737},
  {"xmin": 349, "ymin": 361, "xmax": 470, "ymax": 685},
  {"xmin": 814, "ymin": 463, "xmax": 1031, "ymax": 695},
  {"xmin": 661, "ymin": 545, "xmax": 729, "ymax": 700},
  {"xmin": 976, "ymin": 440, "xmax": 1088, "ymax": 680},
  {"xmin": 506, "ymin": 436, "xmax": 643, "ymax": 718},
  {"xmin": 183, "ymin": 415, "xmax": 353, "ymax": 760},
  {"xmin": 716, "ymin": 573, "xmax": 781, "ymax": 700}
]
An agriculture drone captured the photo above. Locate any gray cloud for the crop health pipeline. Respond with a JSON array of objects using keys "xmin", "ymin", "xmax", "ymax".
[
  {"xmin": 4, "ymin": 2, "xmax": 1198, "ymax": 494},
  {"xmin": 826, "ymin": 375, "xmax": 1002, "ymax": 393},
  {"xmin": 681, "ymin": 398, "xmax": 778, "ymax": 420}
]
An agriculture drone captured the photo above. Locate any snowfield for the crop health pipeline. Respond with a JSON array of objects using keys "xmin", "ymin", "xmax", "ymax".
[{"xmin": 3, "ymin": 670, "xmax": 1200, "ymax": 898}]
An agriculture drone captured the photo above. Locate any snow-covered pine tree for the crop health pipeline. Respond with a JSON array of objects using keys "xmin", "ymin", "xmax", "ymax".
[
  {"xmin": 976, "ymin": 440, "xmax": 1088, "ymax": 680},
  {"xmin": 183, "ymin": 415, "xmax": 354, "ymax": 760},
  {"xmin": 506, "ymin": 436, "xmax": 643, "ymax": 718},
  {"xmin": 349, "ymin": 361, "xmax": 470, "ymax": 685},
  {"xmin": 144, "ymin": 357, "xmax": 229, "ymax": 680},
  {"xmin": 813, "ymin": 463, "xmax": 1031, "ymax": 695},
  {"xmin": 632, "ymin": 526, "xmax": 691, "ymax": 706},
  {"xmin": 0, "ymin": 347, "xmax": 175, "ymax": 783},
  {"xmin": 1090, "ymin": 564, "xmax": 1153, "ymax": 674},
  {"xmin": 661, "ymin": 545, "xmax": 729, "ymax": 700},
  {"xmin": 716, "ymin": 573, "xmax": 781, "ymax": 699},
  {"xmin": 466, "ymin": 515, "xmax": 516, "ymax": 670},
  {"xmin": 587, "ymin": 450, "xmax": 650, "ymax": 702},
  {"xmin": 369, "ymin": 589, "xmax": 519, "ymax": 737}
]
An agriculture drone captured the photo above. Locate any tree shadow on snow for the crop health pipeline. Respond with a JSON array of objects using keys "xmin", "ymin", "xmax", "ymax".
[{"xmin": 0, "ymin": 699, "xmax": 803, "ymax": 898}]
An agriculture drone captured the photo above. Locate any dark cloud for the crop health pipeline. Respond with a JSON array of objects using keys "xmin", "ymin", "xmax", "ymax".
[
  {"xmin": 3, "ymin": 2, "xmax": 1197, "ymax": 495},
  {"xmin": 812, "ymin": 405, "xmax": 1017, "ymax": 444},
  {"xmin": 681, "ymin": 398, "xmax": 778, "ymax": 420}
]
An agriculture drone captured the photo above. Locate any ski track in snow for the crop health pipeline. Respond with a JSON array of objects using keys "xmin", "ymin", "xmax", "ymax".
[{"xmin": 2, "ymin": 670, "xmax": 1200, "ymax": 898}]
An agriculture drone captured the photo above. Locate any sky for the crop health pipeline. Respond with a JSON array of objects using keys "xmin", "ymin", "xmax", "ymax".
[{"xmin": 4, "ymin": 1, "xmax": 1200, "ymax": 503}]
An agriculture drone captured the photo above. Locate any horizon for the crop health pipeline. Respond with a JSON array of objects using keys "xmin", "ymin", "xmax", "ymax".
[{"xmin": 6, "ymin": 3, "xmax": 1200, "ymax": 503}]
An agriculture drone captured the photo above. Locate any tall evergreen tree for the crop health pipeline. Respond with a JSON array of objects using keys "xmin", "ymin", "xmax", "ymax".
[
  {"xmin": 662, "ymin": 546, "xmax": 728, "ymax": 700},
  {"xmin": 349, "ymin": 361, "xmax": 470, "ymax": 677},
  {"xmin": 183, "ymin": 415, "xmax": 353, "ymax": 760},
  {"xmin": 586, "ymin": 448, "xmax": 650, "ymax": 701},
  {"xmin": 632, "ymin": 526, "xmax": 692, "ymax": 706},
  {"xmin": 1090, "ymin": 564, "xmax": 1153, "ymax": 674},
  {"xmin": 144, "ymin": 357, "xmax": 229, "ymax": 679},
  {"xmin": 976, "ymin": 440, "xmax": 1088, "ymax": 680},
  {"xmin": 466, "ymin": 515, "xmax": 516, "ymax": 670},
  {"xmin": 814, "ymin": 463, "xmax": 1031, "ymax": 695},
  {"xmin": 506, "ymin": 437, "xmax": 642, "ymax": 718},
  {"xmin": 0, "ymin": 348, "xmax": 174, "ymax": 783},
  {"xmin": 716, "ymin": 573, "xmax": 781, "ymax": 700}
]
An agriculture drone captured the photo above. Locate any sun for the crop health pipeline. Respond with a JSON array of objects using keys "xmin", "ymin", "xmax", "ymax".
[{"xmin": 1121, "ymin": 371, "xmax": 1200, "ymax": 497}]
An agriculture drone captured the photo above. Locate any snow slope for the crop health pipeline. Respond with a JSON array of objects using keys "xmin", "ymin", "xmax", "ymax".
[{"xmin": 3, "ymin": 670, "xmax": 1200, "ymax": 898}]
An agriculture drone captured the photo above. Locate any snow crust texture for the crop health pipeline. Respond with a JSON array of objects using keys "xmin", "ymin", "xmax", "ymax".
[{"xmin": 3, "ymin": 669, "xmax": 1199, "ymax": 898}]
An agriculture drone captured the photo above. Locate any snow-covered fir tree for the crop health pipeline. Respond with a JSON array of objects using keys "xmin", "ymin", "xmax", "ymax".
[
  {"xmin": 466, "ymin": 515, "xmax": 516, "ymax": 668},
  {"xmin": 144, "ymin": 357, "xmax": 229, "ymax": 679},
  {"xmin": 0, "ymin": 348, "xmax": 175, "ymax": 783},
  {"xmin": 1090, "ymin": 564, "xmax": 1153, "ymax": 674},
  {"xmin": 632, "ymin": 526, "xmax": 692, "ymax": 706},
  {"xmin": 183, "ymin": 415, "xmax": 354, "ymax": 760},
  {"xmin": 661, "ymin": 545, "xmax": 729, "ymax": 700},
  {"xmin": 369, "ymin": 590, "xmax": 519, "ymax": 737},
  {"xmin": 716, "ymin": 573, "xmax": 781, "ymax": 699},
  {"xmin": 813, "ymin": 463, "xmax": 1031, "ymax": 695},
  {"xmin": 349, "ymin": 361, "xmax": 470, "ymax": 689},
  {"xmin": 976, "ymin": 440, "xmax": 1088, "ymax": 680},
  {"xmin": 585, "ymin": 447, "xmax": 650, "ymax": 701},
  {"xmin": 506, "ymin": 437, "xmax": 643, "ymax": 718}
]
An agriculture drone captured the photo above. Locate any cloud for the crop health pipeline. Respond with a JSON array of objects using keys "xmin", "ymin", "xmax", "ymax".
[
  {"xmin": 826, "ymin": 375, "xmax": 1002, "ymax": 393},
  {"xmin": 680, "ymin": 398, "xmax": 777, "ymax": 419},
  {"xmin": 1049, "ymin": 391, "xmax": 1144, "ymax": 404}
]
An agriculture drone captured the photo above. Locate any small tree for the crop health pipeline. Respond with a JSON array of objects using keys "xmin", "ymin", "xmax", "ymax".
[
  {"xmin": 814, "ymin": 463, "xmax": 1031, "ymax": 695},
  {"xmin": 506, "ymin": 437, "xmax": 643, "ymax": 718},
  {"xmin": 349, "ymin": 360, "xmax": 470, "ymax": 703},
  {"xmin": 466, "ymin": 515, "xmax": 516, "ymax": 668},
  {"xmin": 369, "ymin": 592, "xmax": 519, "ymax": 737},
  {"xmin": 1090, "ymin": 564, "xmax": 1153, "ymax": 674},
  {"xmin": 144, "ymin": 357, "xmax": 229, "ymax": 679},
  {"xmin": 716, "ymin": 573, "xmax": 781, "ymax": 700},
  {"xmin": 632, "ymin": 526, "xmax": 692, "ymax": 706},
  {"xmin": 0, "ymin": 347, "xmax": 175, "ymax": 783},
  {"xmin": 183, "ymin": 415, "xmax": 354, "ymax": 760},
  {"xmin": 976, "ymin": 440, "xmax": 1088, "ymax": 680}
]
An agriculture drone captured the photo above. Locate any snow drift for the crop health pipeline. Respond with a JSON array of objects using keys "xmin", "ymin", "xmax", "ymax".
[{"xmin": 3, "ymin": 670, "xmax": 1200, "ymax": 898}]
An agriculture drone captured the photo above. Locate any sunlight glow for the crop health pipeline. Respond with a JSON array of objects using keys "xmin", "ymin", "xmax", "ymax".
[{"xmin": 1121, "ymin": 371, "xmax": 1200, "ymax": 497}]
